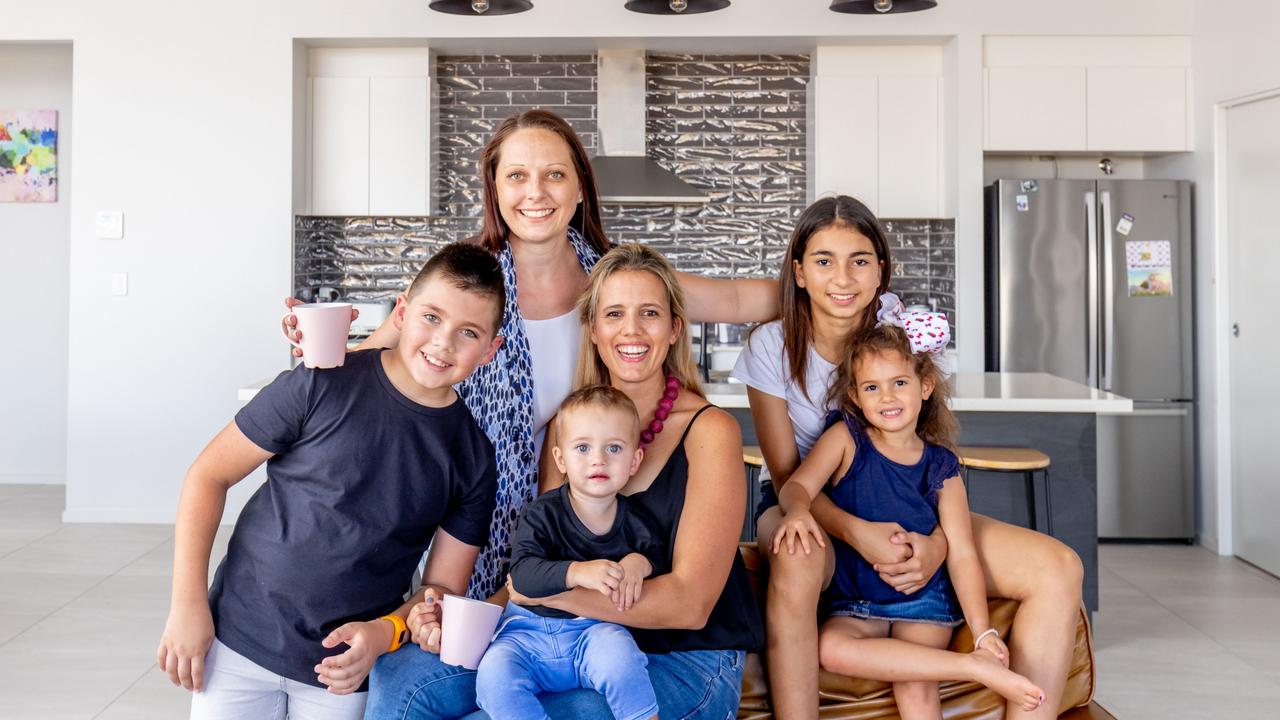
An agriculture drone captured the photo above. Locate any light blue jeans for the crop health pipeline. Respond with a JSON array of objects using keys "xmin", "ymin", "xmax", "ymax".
[
  {"xmin": 364, "ymin": 624, "xmax": 745, "ymax": 720},
  {"xmin": 475, "ymin": 602, "xmax": 657, "ymax": 720}
]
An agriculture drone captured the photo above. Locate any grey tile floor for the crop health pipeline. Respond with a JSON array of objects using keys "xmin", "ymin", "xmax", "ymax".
[{"xmin": 2, "ymin": 484, "xmax": 1279, "ymax": 718}]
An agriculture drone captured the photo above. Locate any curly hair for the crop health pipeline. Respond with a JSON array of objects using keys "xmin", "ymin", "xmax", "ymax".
[{"xmin": 828, "ymin": 324, "xmax": 958, "ymax": 451}]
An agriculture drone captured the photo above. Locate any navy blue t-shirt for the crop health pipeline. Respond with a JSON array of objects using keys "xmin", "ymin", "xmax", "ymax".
[{"xmin": 210, "ymin": 349, "xmax": 497, "ymax": 689}]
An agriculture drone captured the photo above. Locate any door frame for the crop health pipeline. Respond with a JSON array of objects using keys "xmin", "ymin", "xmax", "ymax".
[{"xmin": 1214, "ymin": 87, "xmax": 1280, "ymax": 556}]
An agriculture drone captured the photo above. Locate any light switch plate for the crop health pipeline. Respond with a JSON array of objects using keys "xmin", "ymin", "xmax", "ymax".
[
  {"xmin": 111, "ymin": 272, "xmax": 128, "ymax": 296},
  {"xmin": 96, "ymin": 211, "xmax": 124, "ymax": 239}
]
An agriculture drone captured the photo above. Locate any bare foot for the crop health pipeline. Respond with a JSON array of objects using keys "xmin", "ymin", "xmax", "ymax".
[{"xmin": 969, "ymin": 648, "xmax": 1045, "ymax": 712}]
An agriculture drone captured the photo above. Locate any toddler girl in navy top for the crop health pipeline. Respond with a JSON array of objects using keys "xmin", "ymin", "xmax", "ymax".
[{"xmin": 771, "ymin": 294, "xmax": 1047, "ymax": 716}]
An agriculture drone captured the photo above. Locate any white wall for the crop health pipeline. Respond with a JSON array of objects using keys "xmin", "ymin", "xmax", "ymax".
[
  {"xmin": 1146, "ymin": 0, "xmax": 1280, "ymax": 552},
  {"xmin": 0, "ymin": 43, "xmax": 72, "ymax": 486},
  {"xmin": 0, "ymin": 0, "xmax": 1192, "ymax": 523}
]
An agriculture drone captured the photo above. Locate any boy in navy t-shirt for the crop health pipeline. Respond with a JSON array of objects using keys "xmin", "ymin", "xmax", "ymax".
[{"xmin": 157, "ymin": 243, "xmax": 505, "ymax": 719}]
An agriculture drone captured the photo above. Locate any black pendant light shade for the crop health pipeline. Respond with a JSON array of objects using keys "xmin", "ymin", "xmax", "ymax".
[
  {"xmin": 624, "ymin": 0, "xmax": 731, "ymax": 15},
  {"xmin": 428, "ymin": 0, "xmax": 532, "ymax": 15},
  {"xmin": 830, "ymin": 0, "xmax": 937, "ymax": 13}
]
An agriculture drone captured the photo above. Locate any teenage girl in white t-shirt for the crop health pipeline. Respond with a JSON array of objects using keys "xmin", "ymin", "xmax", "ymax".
[{"xmin": 732, "ymin": 195, "xmax": 1084, "ymax": 720}]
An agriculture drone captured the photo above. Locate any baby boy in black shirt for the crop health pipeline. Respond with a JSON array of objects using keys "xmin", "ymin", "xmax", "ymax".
[{"xmin": 476, "ymin": 385, "xmax": 662, "ymax": 720}]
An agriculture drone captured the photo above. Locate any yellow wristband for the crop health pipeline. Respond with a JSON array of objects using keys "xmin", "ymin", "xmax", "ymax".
[{"xmin": 380, "ymin": 614, "xmax": 408, "ymax": 653}]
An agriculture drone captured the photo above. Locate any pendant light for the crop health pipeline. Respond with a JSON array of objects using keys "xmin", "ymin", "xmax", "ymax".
[
  {"xmin": 624, "ymin": 0, "xmax": 731, "ymax": 14},
  {"xmin": 829, "ymin": 0, "xmax": 937, "ymax": 13},
  {"xmin": 428, "ymin": 0, "xmax": 532, "ymax": 15}
]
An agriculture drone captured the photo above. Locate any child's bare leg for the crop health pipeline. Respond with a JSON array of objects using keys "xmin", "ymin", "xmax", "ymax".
[
  {"xmin": 756, "ymin": 506, "xmax": 835, "ymax": 720},
  {"xmin": 889, "ymin": 622, "xmax": 951, "ymax": 720},
  {"xmin": 819, "ymin": 617, "xmax": 1044, "ymax": 710},
  {"xmin": 971, "ymin": 513, "xmax": 1082, "ymax": 718}
]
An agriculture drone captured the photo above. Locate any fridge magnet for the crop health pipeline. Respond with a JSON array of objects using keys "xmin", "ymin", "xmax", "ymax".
[
  {"xmin": 0, "ymin": 110, "xmax": 58, "ymax": 203},
  {"xmin": 1116, "ymin": 212, "xmax": 1135, "ymax": 236},
  {"xmin": 1019, "ymin": 179, "xmax": 1039, "ymax": 193},
  {"xmin": 1016, "ymin": 194, "xmax": 1029, "ymax": 212},
  {"xmin": 1125, "ymin": 240, "xmax": 1173, "ymax": 297}
]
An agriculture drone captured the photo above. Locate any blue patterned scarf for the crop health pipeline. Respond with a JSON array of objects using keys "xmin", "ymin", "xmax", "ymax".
[{"xmin": 456, "ymin": 227, "xmax": 601, "ymax": 598}]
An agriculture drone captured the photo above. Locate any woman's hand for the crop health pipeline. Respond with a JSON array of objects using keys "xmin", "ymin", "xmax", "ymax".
[
  {"xmin": 873, "ymin": 529, "xmax": 948, "ymax": 595},
  {"xmin": 283, "ymin": 297, "xmax": 359, "ymax": 358},
  {"xmin": 315, "ymin": 620, "xmax": 392, "ymax": 695},
  {"xmin": 771, "ymin": 510, "xmax": 827, "ymax": 556},
  {"xmin": 156, "ymin": 599, "xmax": 215, "ymax": 692},
  {"xmin": 407, "ymin": 589, "xmax": 442, "ymax": 653},
  {"xmin": 848, "ymin": 519, "xmax": 912, "ymax": 565}
]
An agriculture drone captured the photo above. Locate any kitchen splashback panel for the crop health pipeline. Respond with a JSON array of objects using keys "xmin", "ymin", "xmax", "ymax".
[{"xmin": 295, "ymin": 52, "xmax": 955, "ymax": 336}]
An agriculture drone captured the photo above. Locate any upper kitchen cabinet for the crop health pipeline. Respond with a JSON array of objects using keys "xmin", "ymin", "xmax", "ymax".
[
  {"xmin": 307, "ymin": 48, "xmax": 433, "ymax": 216},
  {"xmin": 984, "ymin": 36, "xmax": 1191, "ymax": 154},
  {"xmin": 811, "ymin": 47, "xmax": 946, "ymax": 218}
]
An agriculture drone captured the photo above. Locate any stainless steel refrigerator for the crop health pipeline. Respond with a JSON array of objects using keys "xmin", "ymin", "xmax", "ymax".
[{"xmin": 985, "ymin": 179, "xmax": 1194, "ymax": 540}]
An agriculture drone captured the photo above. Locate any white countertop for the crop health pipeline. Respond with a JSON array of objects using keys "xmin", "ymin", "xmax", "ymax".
[
  {"xmin": 706, "ymin": 372, "xmax": 1132, "ymax": 414},
  {"xmin": 241, "ymin": 371, "xmax": 1131, "ymax": 414}
]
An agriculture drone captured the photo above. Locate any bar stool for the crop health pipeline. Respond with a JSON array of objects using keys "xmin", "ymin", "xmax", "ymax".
[
  {"xmin": 957, "ymin": 446, "xmax": 1053, "ymax": 536},
  {"xmin": 741, "ymin": 445, "xmax": 764, "ymax": 542}
]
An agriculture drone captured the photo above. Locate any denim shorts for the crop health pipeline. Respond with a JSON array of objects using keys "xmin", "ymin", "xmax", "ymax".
[
  {"xmin": 753, "ymin": 479, "xmax": 779, "ymax": 524},
  {"xmin": 823, "ymin": 580, "xmax": 964, "ymax": 627}
]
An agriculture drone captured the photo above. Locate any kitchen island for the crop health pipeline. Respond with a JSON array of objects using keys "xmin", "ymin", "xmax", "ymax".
[{"xmin": 712, "ymin": 372, "xmax": 1131, "ymax": 612}]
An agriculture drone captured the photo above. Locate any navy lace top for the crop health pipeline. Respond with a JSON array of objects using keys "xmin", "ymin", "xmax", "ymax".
[{"xmin": 825, "ymin": 410, "xmax": 961, "ymax": 606}]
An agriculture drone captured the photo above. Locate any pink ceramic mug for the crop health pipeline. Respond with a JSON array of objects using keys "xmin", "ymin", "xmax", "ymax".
[
  {"xmin": 439, "ymin": 594, "xmax": 503, "ymax": 670},
  {"xmin": 281, "ymin": 303, "xmax": 352, "ymax": 369}
]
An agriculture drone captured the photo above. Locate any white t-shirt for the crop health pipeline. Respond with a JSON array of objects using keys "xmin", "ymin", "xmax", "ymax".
[
  {"xmin": 731, "ymin": 320, "xmax": 837, "ymax": 462},
  {"xmin": 524, "ymin": 308, "xmax": 582, "ymax": 463}
]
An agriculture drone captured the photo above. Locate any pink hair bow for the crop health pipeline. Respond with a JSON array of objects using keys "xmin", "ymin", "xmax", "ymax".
[{"xmin": 875, "ymin": 292, "xmax": 952, "ymax": 371}]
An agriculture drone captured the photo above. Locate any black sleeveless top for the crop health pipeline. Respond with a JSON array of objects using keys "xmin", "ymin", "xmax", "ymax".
[{"xmin": 626, "ymin": 405, "xmax": 765, "ymax": 654}]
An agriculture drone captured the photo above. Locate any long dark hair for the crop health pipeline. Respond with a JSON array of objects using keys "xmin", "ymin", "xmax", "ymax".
[
  {"xmin": 476, "ymin": 109, "xmax": 609, "ymax": 256},
  {"xmin": 776, "ymin": 195, "xmax": 892, "ymax": 398},
  {"xmin": 830, "ymin": 324, "xmax": 958, "ymax": 451}
]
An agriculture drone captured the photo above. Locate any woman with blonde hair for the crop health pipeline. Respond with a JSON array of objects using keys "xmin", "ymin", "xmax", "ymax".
[{"xmin": 368, "ymin": 243, "xmax": 761, "ymax": 719}]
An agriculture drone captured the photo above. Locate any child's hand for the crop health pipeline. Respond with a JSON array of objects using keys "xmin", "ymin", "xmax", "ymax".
[
  {"xmin": 567, "ymin": 559, "xmax": 624, "ymax": 596},
  {"xmin": 976, "ymin": 630, "xmax": 1010, "ymax": 667},
  {"xmin": 315, "ymin": 619, "xmax": 392, "ymax": 695},
  {"xmin": 612, "ymin": 553, "xmax": 653, "ymax": 611},
  {"xmin": 771, "ymin": 510, "xmax": 827, "ymax": 556},
  {"xmin": 408, "ymin": 589, "xmax": 443, "ymax": 653},
  {"xmin": 157, "ymin": 600, "xmax": 216, "ymax": 692}
]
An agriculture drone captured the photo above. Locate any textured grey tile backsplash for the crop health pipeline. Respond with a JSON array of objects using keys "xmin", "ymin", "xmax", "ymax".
[{"xmin": 295, "ymin": 52, "xmax": 956, "ymax": 331}]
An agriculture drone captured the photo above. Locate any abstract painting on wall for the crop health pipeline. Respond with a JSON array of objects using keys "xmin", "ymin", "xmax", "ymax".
[{"xmin": 0, "ymin": 110, "xmax": 58, "ymax": 202}]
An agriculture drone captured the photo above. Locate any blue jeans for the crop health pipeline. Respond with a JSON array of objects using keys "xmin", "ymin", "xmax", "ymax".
[
  {"xmin": 475, "ymin": 603, "xmax": 657, "ymax": 720},
  {"xmin": 364, "ymin": 634, "xmax": 745, "ymax": 720}
]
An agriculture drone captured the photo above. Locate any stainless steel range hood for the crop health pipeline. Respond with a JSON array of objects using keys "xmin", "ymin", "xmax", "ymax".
[{"xmin": 594, "ymin": 49, "xmax": 710, "ymax": 204}]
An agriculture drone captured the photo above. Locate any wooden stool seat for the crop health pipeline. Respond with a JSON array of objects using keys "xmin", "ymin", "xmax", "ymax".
[
  {"xmin": 743, "ymin": 445, "xmax": 764, "ymax": 467},
  {"xmin": 958, "ymin": 446, "xmax": 1051, "ymax": 471},
  {"xmin": 957, "ymin": 446, "xmax": 1054, "ymax": 536}
]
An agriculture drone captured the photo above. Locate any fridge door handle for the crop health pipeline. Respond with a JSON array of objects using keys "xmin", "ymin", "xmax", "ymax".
[
  {"xmin": 1100, "ymin": 190, "xmax": 1115, "ymax": 392},
  {"xmin": 1085, "ymin": 191, "xmax": 1098, "ymax": 389}
]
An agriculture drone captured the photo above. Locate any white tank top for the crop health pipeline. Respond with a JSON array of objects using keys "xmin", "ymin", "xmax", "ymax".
[{"xmin": 523, "ymin": 308, "xmax": 582, "ymax": 463}]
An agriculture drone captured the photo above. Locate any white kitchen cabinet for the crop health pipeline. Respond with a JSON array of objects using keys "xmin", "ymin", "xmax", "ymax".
[
  {"xmin": 811, "ymin": 45, "xmax": 947, "ymax": 218},
  {"xmin": 983, "ymin": 36, "xmax": 1191, "ymax": 154},
  {"xmin": 307, "ymin": 48, "xmax": 432, "ymax": 216},
  {"xmin": 812, "ymin": 75, "xmax": 879, "ymax": 211},
  {"xmin": 985, "ymin": 67, "xmax": 1087, "ymax": 152},
  {"xmin": 369, "ymin": 77, "xmax": 430, "ymax": 215},
  {"xmin": 310, "ymin": 77, "xmax": 370, "ymax": 216},
  {"xmin": 878, "ymin": 76, "xmax": 942, "ymax": 218},
  {"xmin": 1087, "ymin": 66, "xmax": 1188, "ymax": 152}
]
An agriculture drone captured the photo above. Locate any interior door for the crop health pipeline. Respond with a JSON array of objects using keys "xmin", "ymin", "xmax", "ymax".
[{"xmin": 1228, "ymin": 95, "xmax": 1280, "ymax": 576}]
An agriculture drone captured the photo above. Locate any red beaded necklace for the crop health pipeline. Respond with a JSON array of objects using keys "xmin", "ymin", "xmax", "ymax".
[{"xmin": 640, "ymin": 372, "xmax": 682, "ymax": 448}]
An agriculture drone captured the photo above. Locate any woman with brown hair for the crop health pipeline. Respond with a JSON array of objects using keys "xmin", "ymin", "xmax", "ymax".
[
  {"xmin": 292, "ymin": 109, "xmax": 777, "ymax": 602},
  {"xmin": 366, "ymin": 244, "xmax": 761, "ymax": 719}
]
